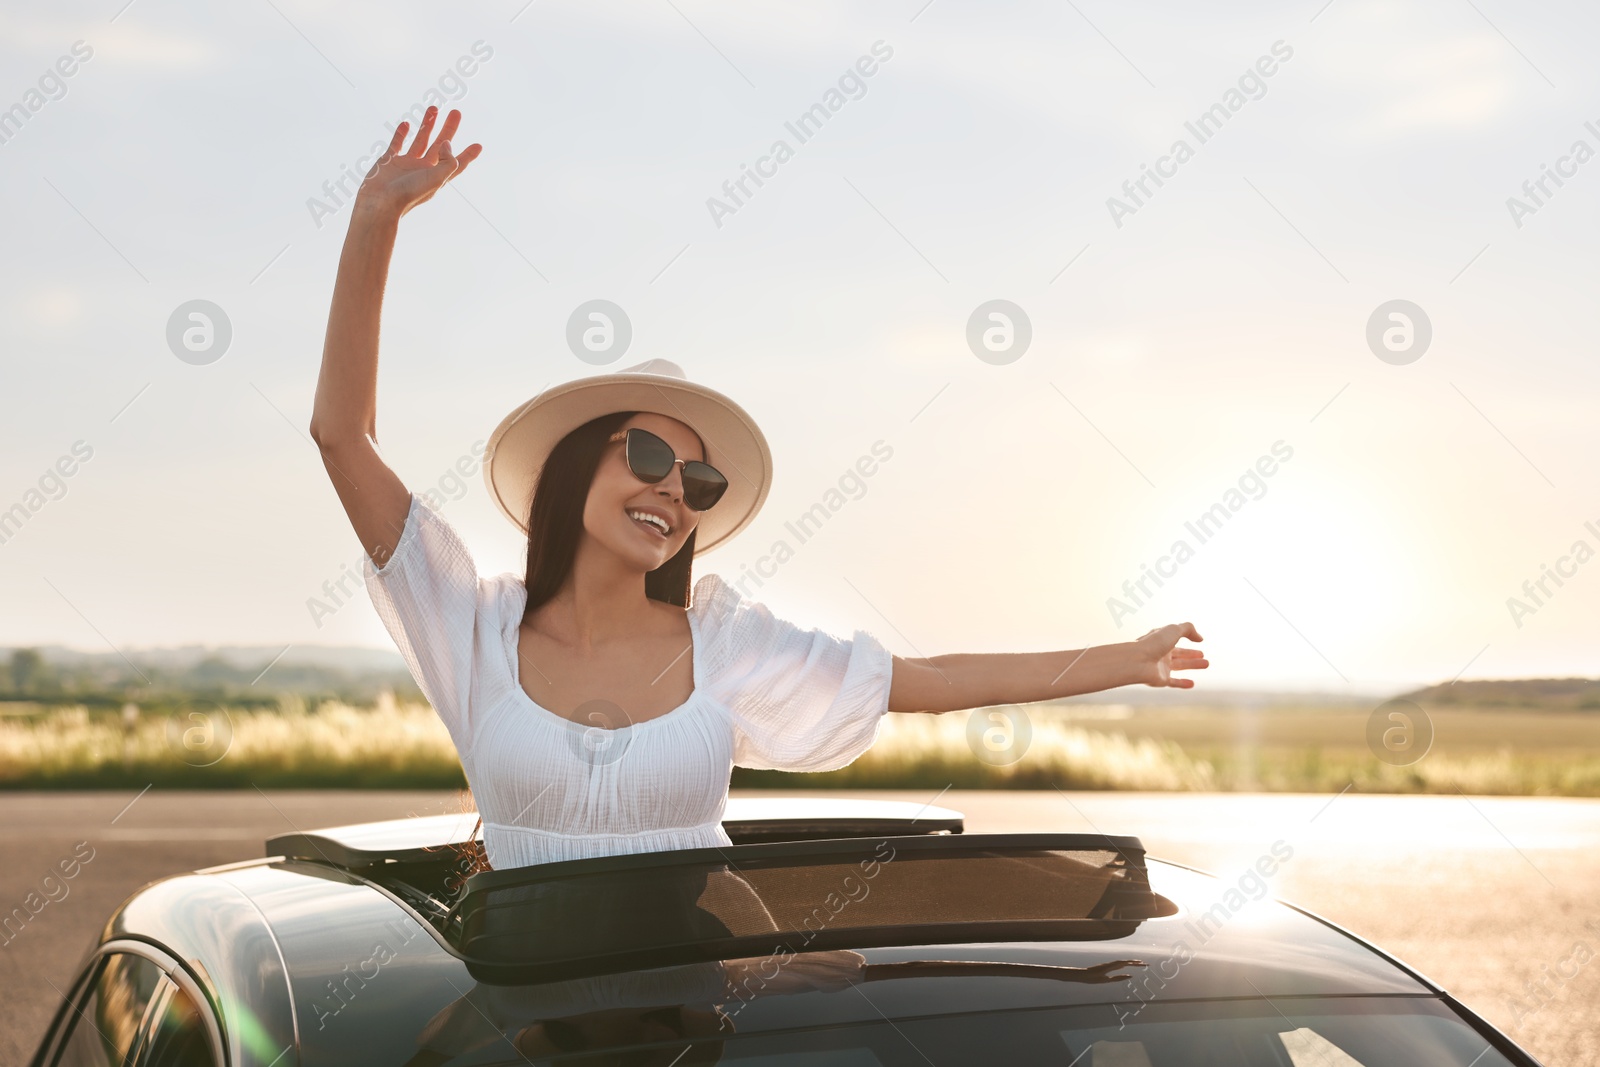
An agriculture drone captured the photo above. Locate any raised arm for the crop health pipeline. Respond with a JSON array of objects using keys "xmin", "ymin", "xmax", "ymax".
[
  {"xmin": 886, "ymin": 622, "xmax": 1207, "ymax": 714},
  {"xmin": 308, "ymin": 106, "xmax": 483, "ymax": 568}
]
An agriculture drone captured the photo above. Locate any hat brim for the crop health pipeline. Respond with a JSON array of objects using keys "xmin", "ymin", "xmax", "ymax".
[{"xmin": 483, "ymin": 373, "xmax": 771, "ymax": 556}]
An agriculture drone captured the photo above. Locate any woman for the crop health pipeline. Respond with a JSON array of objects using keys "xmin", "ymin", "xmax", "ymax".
[{"xmin": 310, "ymin": 106, "xmax": 1208, "ymax": 874}]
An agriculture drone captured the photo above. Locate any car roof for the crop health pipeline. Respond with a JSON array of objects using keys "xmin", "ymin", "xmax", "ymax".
[{"xmin": 101, "ymin": 801, "xmax": 1436, "ymax": 1067}]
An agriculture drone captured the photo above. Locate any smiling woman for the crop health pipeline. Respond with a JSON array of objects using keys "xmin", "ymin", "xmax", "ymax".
[{"xmin": 308, "ymin": 106, "xmax": 1209, "ymax": 873}]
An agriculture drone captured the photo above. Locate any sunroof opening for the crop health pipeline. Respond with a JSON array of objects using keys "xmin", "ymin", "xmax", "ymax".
[{"xmin": 438, "ymin": 834, "xmax": 1176, "ymax": 984}]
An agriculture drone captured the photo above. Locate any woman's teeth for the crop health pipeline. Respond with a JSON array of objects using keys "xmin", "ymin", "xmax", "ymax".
[{"xmin": 627, "ymin": 510, "xmax": 669, "ymax": 537}]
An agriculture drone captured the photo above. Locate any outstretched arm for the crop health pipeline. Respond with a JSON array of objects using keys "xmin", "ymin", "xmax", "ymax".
[
  {"xmin": 309, "ymin": 106, "xmax": 482, "ymax": 567},
  {"xmin": 886, "ymin": 623, "xmax": 1206, "ymax": 714}
]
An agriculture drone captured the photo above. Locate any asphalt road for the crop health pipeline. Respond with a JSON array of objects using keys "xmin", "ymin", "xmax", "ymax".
[{"xmin": 3, "ymin": 789, "xmax": 1595, "ymax": 1066}]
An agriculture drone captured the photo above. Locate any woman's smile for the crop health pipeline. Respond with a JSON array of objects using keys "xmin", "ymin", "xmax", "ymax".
[{"xmin": 625, "ymin": 506, "xmax": 673, "ymax": 539}]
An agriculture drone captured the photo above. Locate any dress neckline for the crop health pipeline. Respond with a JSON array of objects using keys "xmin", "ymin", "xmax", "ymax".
[{"xmin": 500, "ymin": 578, "xmax": 703, "ymax": 731}]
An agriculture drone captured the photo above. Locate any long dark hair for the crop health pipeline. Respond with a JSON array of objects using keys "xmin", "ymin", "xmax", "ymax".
[{"xmin": 520, "ymin": 411, "xmax": 698, "ymax": 620}]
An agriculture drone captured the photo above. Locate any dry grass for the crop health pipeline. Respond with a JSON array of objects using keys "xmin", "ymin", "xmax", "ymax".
[
  {"xmin": 0, "ymin": 700, "xmax": 464, "ymax": 789},
  {"xmin": 776, "ymin": 712, "xmax": 1220, "ymax": 791},
  {"xmin": 1, "ymin": 700, "xmax": 1596, "ymax": 794}
]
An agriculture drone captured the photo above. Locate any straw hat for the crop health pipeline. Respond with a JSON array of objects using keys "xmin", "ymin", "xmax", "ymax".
[{"xmin": 482, "ymin": 360, "xmax": 771, "ymax": 555}]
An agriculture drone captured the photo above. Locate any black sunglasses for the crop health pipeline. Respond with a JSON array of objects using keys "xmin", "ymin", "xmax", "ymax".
[{"xmin": 607, "ymin": 428, "xmax": 729, "ymax": 512}]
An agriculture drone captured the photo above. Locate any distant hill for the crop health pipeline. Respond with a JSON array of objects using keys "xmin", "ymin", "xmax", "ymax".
[
  {"xmin": 1399, "ymin": 677, "xmax": 1600, "ymax": 709},
  {"xmin": 1, "ymin": 643, "xmax": 407, "ymax": 673},
  {"xmin": 0, "ymin": 643, "xmax": 418, "ymax": 707}
]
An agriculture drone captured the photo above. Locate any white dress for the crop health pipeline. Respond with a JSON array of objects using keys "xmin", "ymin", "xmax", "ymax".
[{"xmin": 362, "ymin": 492, "xmax": 896, "ymax": 871}]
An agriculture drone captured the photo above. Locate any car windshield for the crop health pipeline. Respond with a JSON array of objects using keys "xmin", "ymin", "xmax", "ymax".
[{"xmin": 463, "ymin": 995, "xmax": 1520, "ymax": 1066}]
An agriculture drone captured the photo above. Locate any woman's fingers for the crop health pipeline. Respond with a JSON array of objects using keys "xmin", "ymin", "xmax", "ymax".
[
  {"xmin": 364, "ymin": 124, "xmax": 408, "ymax": 182},
  {"xmin": 437, "ymin": 140, "xmax": 484, "ymax": 185},
  {"xmin": 1132, "ymin": 622, "xmax": 1211, "ymax": 689},
  {"xmin": 407, "ymin": 106, "xmax": 440, "ymax": 156},
  {"xmin": 1140, "ymin": 622, "xmax": 1202, "ymax": 646},
  {"xmin": 427, "ymin": 110, "xmax": 464, "ymax": 163},
  {"xmin": 350, "ymin": 109, "xmax": 482, "ymax": 219},
  {"xmin": 416, "ymin": 111, "xmax": 483, "ymax": 181},
  {"xmin": 383, "ymin": 122, "xmax": 408, "ymax": 157}
]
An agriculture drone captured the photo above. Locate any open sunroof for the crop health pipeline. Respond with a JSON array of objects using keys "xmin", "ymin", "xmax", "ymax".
[{"xmin": 441, "ymin": 833, "xmax": 1176, "ymax": 984}]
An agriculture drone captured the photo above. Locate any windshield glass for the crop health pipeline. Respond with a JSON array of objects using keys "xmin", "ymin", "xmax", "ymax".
[{"xmin": 464, "ymin": 995, "xmax": 1520, "ymax": 1066}]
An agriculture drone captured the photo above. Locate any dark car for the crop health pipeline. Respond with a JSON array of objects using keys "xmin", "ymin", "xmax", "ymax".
[{"xmin": 31, "ymin": 798, "xmax": 1543, "ymax": 1066}]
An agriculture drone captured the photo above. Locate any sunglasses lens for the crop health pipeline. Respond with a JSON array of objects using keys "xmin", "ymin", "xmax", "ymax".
[
  {"xmin": 622, "ymin": 429, "xmax": 728, "ymax": 511},
  {"xmin": 681, "ymin": 463, "xmax": 729, "ymax": 512},
  {"xmin": 625, "ymin": 429, "xmax": 676, "ymax": 482}
]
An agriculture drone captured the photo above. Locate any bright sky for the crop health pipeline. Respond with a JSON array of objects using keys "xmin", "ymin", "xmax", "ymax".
[{"xmin": 2, "ymin": 0, "xmax": 1596, "ymax": 694}]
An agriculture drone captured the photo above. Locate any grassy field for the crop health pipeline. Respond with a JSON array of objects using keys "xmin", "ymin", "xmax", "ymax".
[{"xmin": 1, "ymin": 697, "xmax": 1597, "ymax": 794}]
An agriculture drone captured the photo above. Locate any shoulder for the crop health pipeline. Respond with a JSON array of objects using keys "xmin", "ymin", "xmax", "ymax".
[
  {"xmin": 688, "ymin": 572, "xmax": 788, "ymax": 655},
  {"xmin": 689, "ymin": 572, "xmax": 784, "ymax": 629},
  {"xmin": 368, "ymin": 493, "xmax": 474, "ymax": 577},
  {"xmin": 689, "ymin": 572, "xmax": 742, "ymax": 622},
  {"xmin": 488, "ymin": 570, "xmax": 529, "ymax": 620}
]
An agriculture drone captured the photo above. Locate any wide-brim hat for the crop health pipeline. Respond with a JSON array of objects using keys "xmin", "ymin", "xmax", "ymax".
[{"xmin": 482, "ymin": 359, "xmax": 771, "ymax": 556}]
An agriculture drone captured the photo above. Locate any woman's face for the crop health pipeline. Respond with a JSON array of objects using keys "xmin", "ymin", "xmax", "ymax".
[{"xmin": 581, "ymin": 412, "xmax": 705, "ymax": 572}]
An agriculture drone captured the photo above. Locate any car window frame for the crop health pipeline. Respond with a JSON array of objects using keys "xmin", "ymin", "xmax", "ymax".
[
  {"xmin": 34, "ymin": 940, "xmax": 226, "ymax": 1067},
  {"xmin": 128, "ymin": 978, "xmax": 176, "ymax": 1066},
  {"xmin": 36, "ymin": 951, "xmax": 162, "ymax": 1067},
  {"xmin": 132, "ymin": 974, "xmax": 214, "ymax": 1067}
]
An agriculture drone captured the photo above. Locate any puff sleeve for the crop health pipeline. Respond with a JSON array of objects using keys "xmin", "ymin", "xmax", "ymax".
[
  {"xmin": 362, "ymin": 492, "xmax": 485, "ymax": 752},
  {"xmin": 691, "ymin": 573, "xmax": 895, "ymax": 772}
]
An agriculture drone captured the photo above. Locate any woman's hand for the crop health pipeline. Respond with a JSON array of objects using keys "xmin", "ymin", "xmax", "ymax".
[
  {"xmin": 357, "ymin": 105, "xmax": 482, "ymax": 218},
  {"xmin": 1130, "ymin": 622, "xmax": 1208, "ymax": 688}
]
